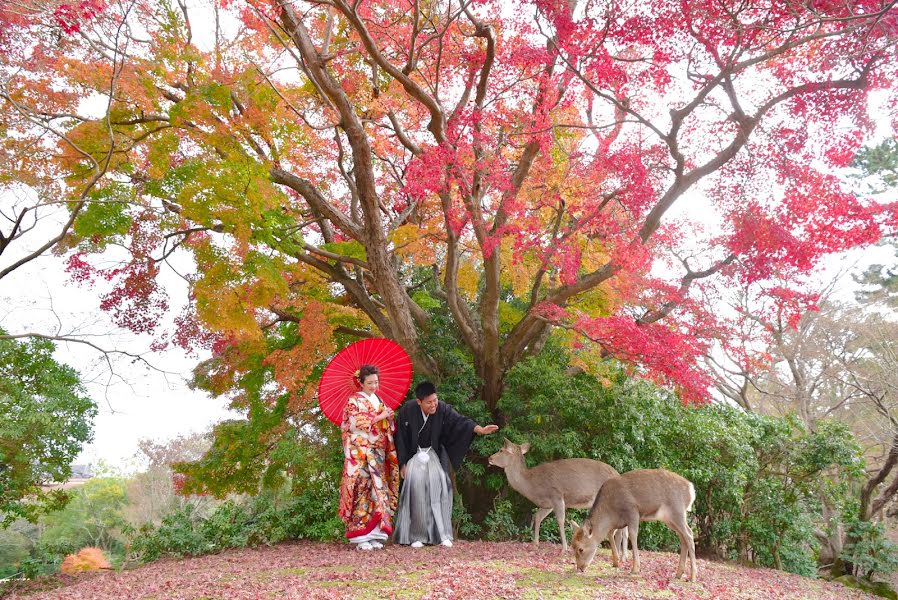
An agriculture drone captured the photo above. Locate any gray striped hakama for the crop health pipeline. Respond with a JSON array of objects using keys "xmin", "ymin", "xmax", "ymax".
[{"xmin": 393, "ymin": 447, "xmax": 453, "ymax": 545}]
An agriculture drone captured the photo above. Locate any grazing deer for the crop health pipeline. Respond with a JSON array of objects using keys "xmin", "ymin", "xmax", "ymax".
[
  {"xmin": 488, "ymin": 438, "xmax": 627, "ymax": 555},
  {"xmin": 570, "ymin": 468, "xmax": 697, "ymax": 581}
]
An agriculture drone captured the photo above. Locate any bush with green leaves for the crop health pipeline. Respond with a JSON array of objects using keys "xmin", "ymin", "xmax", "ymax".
[
  {"xmin": 0, "ymin": 522, "xmax": 33, "ymax": 579},
  {"xmin": 460, "ymin": 344, "xmax": 864, "ymax": 576},
  {"xmin": 840, "ymin": 519, "xmax": 898, "ymax": 581},
  {"xmin": 127, "ymin": 465, "xmax": 344, "ymax": 563}
]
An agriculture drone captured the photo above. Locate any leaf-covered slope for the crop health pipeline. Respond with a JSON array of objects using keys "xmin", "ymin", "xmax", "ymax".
[{"xmin": 4, "ymin": 541, "xmax": 879, "ymax": 599}]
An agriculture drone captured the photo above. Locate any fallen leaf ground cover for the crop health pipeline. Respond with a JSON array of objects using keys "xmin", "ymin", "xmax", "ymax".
[{"xmin": 1, "ymin": 541, "xmax": 879, "ymax": 599}]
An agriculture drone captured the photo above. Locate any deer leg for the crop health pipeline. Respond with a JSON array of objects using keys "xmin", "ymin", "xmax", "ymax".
[
  {"xmin": 685, "ymin": 521, "xmax": 697, "ymax": 581},
  {"xmin": 628, "ymin": 519, "xmax": 641, "ymax": 575},
  {"xmin": 622, "ymin": 528, "xmax": 630, "ymax": 561},
  {"xmin": 607, "ymin": 527, "xmax": 621, "ymax": 568},
  {"xmin": 613, "ymin": 528, "xmax": 629, "ymax": 562},
  {"xmin": 533, "ymin": 508, "xmax": 552, "ymax": 547},
  {"xmin": 668, "ymin": 512, "xmax": 697, "ymax": 581},
  {"xmin": 687, "ymin": 525, "xmax": 697, "ymax": 582},
  {"xmin": 672, "ymin": 526, "xmax": 688, "ymax": 580},
  {"xmin": 553, "ymin": 500, "xmax": 567, "ymax": 553}
]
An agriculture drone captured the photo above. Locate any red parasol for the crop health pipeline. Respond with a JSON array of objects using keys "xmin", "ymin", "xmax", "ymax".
[{"xmin": 317, "ymin": 338, "xmax": 413, "ymax": 425}]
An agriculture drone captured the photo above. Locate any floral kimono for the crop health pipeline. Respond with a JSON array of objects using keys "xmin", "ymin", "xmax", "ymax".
[{"xmin": 338, "ymin": 391, "xmax": 400, "ymax": 540}]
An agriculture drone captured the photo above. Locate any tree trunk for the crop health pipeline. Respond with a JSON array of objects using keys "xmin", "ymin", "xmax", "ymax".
[
  {"xmin": 832, "ymin": 432, "xmax": 898, "ymax": 577},
  {"xmin": 816, "ymin": 491, "xmax": 844, "ymax": 575},
  {"xmin": 480, "ymin": 366, "xmax": 506, "ymax": 427},
  {"xmin": 738, "ymin": 483, "xmax": 754, "ymax": 565},
  {"xmin": 455, "ymin": 455, "xmax": 500, "ymax": 528}
]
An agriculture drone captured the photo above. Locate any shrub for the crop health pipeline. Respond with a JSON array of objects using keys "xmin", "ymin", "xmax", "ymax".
[
  {"xmin": 484, "ymin": 498, "xmax": 529, "ymax": 542},
  {"xmin": 127, "ymin": 482, "xmax": 345, "ymax": 564},
  {"xmin": 840, "ymin": 519, "xmax": 898, "ymax": 581},
  {"xmin": 59, "ymin": 547, "xmax": 110, "ymax": 574}
]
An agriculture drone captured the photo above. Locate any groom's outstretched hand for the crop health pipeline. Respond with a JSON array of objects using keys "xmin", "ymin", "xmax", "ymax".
[{"xmin": 474, "ymin": 424, "xmax": 499, "ymax": 435}]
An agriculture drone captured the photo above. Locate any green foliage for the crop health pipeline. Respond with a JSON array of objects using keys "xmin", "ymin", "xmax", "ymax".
[
  {"xmin": 484, "ymin": 498, "xmax": 528, "ymax": 542},
  {"xmin": 411, "ymin": 290, "xmax": 442, "ymax": 311},
  {"xmin": 451, "ymin": 494, "xmax": 481, "ymax": 539},
  {"xmin": 73, "ymin": 185, "xmax": 134, "ymax": 247},
  {"xmin": 180, "ymin": 317, "xmax": 341, "ymax": 497},
  {"xmin": 853, "ymin": 139, "xmax": 898, "ymax": 306},
  {"xmin": 40, "ymin": 477, "xmax": 128, "ymax": 554},
  {"xmin": 841, "ymin": 519, "xmax": 898, "ymax": 580},
  {"xmin": 834, "ymin": 575, "xmax": 898, "ymax": 600},
  {"xmin": 0, "ymin": 332, "xmax": 96, "ymax": 523},
  {"xmin": 320, "ymin": 240, "xmax": 367, "ymax": 262},
  {"xmin": 0, "ymin": 523, "xmax": 32, "ymax": 579},
  {"xmin": 18, "ymin": 539, "xmax": 70, "ymax": 579},
  {"xmin": 127, "ymin": 483, "xmax": 344, "ymax": 563},
  {"xmin": 174, "ymin": 397, "xmax": 343, "ymax": 498},
  {"xmin": 475, "ymin": 343, "xmax": 863, "ymax": 576},
  {"xmin": 854, "ymin": 138, "xmax": 898, "ymax": 190}
]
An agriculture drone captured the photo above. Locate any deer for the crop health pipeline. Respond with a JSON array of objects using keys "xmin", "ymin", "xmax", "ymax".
[
  {"xmin": 487, "ymin": 438, "xmax": 627, "ymax": 556},
  {"xmin": 570, "ymin": 468, "xmax": 697, "ymax": 582}
]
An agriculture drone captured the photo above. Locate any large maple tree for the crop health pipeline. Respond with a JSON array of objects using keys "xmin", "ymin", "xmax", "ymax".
[{"xmin": 1, "ymin": 0, "xmax": 897, "ymax": 422}]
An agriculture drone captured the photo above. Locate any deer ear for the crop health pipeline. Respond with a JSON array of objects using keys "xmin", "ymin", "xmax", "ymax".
[
  {"xmin": 502, "ymin": 437, "xmax": 512, "ymax": 446},
  {"xmin": 581, "ymin": 520, "xmax": 593, "ymax": 537},
  {"xmin": 519, "ymin": 443, "xmax": 530, "ymax": 454},
  {"xmin": 568, "ymin": 520, "xmax": 580, "ymax": 532}
]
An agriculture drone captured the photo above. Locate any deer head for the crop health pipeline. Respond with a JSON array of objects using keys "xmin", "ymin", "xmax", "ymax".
[
  {"xmin": 570, "ymin": 519, "xmax": 602, "ymax": 572},
  {"xmin": 487, "ymin": 437, "xmax": 530, "ymax": 469}
]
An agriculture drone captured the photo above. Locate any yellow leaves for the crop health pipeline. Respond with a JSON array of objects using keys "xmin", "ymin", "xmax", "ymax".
[
  {"xmin": 193, "ymin": 256, "xmax": 364, "ymax": 406},
  {"xmin": 570, "ymin": 348, "xmax": 623, "ymax": 389},
  {"xmin": 508, "ymin": 266, "xmax": 531, "ymax": 297},
  {"xmin": 570, "ymin": 287, "xmax": 614, "ymax": 317},
  {"xmin": 193, "ymin": 254, "xmax": 288, "ymax": 349},
  {"xmin": 147, "ymin": 132, "xmax": 179, "ymax": 179},
  {"xmin": 457, "ymin": 260, "xmax": 481, "ymax": 300},
  {"xmin": 570, "ymin": 239, "xmax": 617, "ymax": 317},
  {"xmin": 389, "ymin": 223, "xmax": 419, "ymax": 251},
  {"xmin": 498, "ymin": 301, "xmax": 524, "ymax": 333},
  {"xmin": 58, "ymin": 121, "xmax": 131, "ymax": 184},
  {"xmin": 500, "ymin": 244, "xmax": 537, "ymax": 298},
  {"xmin": 580, "ymin": 239, "xmax": 610, "ymax": 272},
  {"xmin": 194, "ymin": 277, "xmax": 264, "ymax": 348},
  {"xmin": 389, "ymin": 222, "xmax": 436, "ymax": 264},
  {"xmin": 389, "ymin": 210, "xmax": 448, "ymax": 266}
]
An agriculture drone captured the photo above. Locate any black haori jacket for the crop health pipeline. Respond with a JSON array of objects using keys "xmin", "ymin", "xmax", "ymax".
[{"xmin": 395, "ymin": 399, "xmax": 477, "ymax": 474}]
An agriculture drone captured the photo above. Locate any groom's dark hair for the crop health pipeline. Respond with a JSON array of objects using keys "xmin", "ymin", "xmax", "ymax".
[{"xmin": 414, "ymin": 381, "xmax": 437, "ymax": 400}]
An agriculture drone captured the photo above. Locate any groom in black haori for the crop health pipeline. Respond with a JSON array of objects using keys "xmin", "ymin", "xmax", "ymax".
[{"xmin": 393, "ymin": 381, "xmax": 499, "ymax": 547}]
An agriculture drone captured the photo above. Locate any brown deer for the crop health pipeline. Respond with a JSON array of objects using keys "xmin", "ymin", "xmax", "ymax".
[
  {"xmin": 488, "ymin": 438, "xmax": 626, "ymax": 555},
  {"xmin": 570, "ymin": 468, "xmax": 697, "ymax": 581}
]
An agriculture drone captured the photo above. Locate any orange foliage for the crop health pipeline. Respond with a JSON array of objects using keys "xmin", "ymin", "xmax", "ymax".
[
  {"xmin": 263, "ymin": 300, "xmax": 335, "ymax": 413},
  {"xmin": 60, "ymin": 547, "xmax": 111, "ymax": 574}
]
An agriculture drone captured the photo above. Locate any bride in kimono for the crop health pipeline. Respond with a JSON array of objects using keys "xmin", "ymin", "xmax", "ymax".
[{"xmin": 338, "ymin": 364, "xmax": 400, "ymax": 550}]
